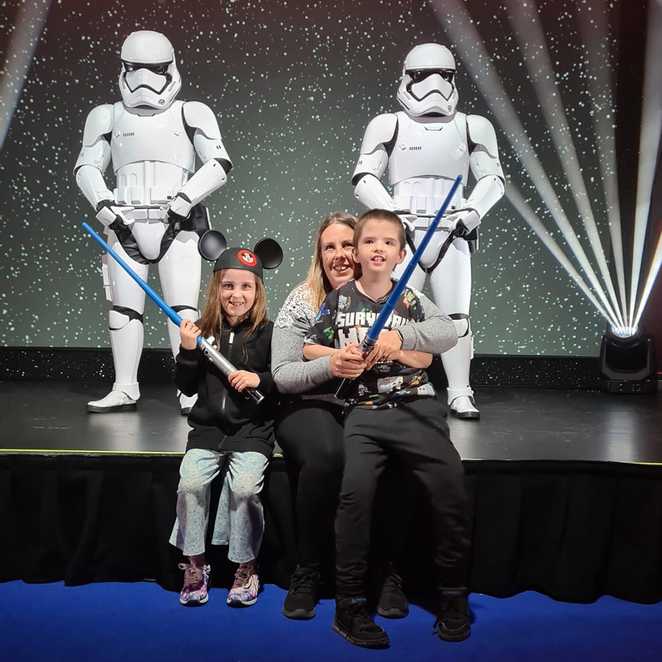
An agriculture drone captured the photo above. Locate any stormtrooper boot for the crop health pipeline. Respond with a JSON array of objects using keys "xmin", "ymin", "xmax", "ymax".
[
  {"xmin": 88, "ymin": 313, "xmax": 142, "ymax": 413},
  {"xmin": 178, "ymin": 392, "xmax": 198, "ymax": 416},
  {"xmin": 446, "ymin": 388, "xmax": 480, "ymax": 420},
  {"xmin": 87, "ymin": 386, "xmax": 139, "ymax": 413},
  {"xmin": 442, "ymin": 334, "xmax": 480, "ymax": 420}
]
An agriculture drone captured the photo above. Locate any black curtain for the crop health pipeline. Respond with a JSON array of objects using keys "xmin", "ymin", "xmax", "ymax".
[{"xmin": 1, "ymin": 456, "xmax": 661, "ymax": 603}]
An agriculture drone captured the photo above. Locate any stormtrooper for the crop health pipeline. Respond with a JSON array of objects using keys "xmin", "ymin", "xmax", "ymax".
[
  {"xmin": 75, "ymin": 30, "xmax": 232, "ymax": 414},
  {"xmin": 351, "ymin": 43, "xmax": 505, "ymax": 420}
]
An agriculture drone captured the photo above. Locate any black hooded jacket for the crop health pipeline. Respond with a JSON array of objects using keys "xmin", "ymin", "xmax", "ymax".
[{"xmin": 175, "ymin": 319, "xmax": 276, "ymax": 457}]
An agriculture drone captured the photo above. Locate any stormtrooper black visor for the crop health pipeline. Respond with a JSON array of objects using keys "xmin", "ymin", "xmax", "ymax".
[
  {"xmin": 122, "ymin": 60, "xmax": 171, "ymax": 75},
  {"xmin": 407, "ymin": 69, "xmax": 456, "ymax": 102},
  {"xmin": 122, "ymin": 62, "xmax": 172, "ymax": 95},
  {"xmin": 407, "ymin": 69, "xmax": 455, "ymax": 84}
]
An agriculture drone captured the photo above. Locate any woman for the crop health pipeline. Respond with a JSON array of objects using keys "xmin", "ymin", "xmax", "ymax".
[{"xmin": 272, "ymin": 211, "xmax": 454, "ymax": 620}]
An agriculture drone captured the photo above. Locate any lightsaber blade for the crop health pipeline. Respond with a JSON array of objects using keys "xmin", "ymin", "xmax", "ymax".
[
  {"xmin": 335, "ymin": 175, "xmax": 462, "ymax": 399},
  {"xmin": 82, "ymin": 222, "xmax": 264, "ymax": 404}
]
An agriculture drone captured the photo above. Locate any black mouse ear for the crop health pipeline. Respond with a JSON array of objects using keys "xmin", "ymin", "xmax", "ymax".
[
  {"xmin": 198, "ymin": 230, "xmax": 227, "ymax": 261},
  {"xmin": 253, "ymin": 238, "xmax": 283, "ymax": 269}
]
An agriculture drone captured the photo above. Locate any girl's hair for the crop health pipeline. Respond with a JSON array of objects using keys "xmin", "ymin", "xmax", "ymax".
[
  {"xmin": 303, "ymin": 211, "xmax": 357, "ymax": 310},
  {"xmin": 198, "ymin": 269, "xmax": 268, "ymax": 338},
  {"xmin": 354, "ymin": 209, "xmax": 406, "ymax": 249}
]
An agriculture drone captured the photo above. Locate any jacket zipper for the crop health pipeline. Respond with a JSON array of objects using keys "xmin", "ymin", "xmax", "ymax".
[
  {"xmin": 220, "ymin": 329, "xmax": 235, "ymax": 417},
  {"xmin": 228, "ymin": 330, "xmax": 235, "ymax": 357}
]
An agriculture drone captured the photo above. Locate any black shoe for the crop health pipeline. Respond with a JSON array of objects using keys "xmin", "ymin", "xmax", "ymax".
[
  {"xmin": 333, "ymin": 598, "xmax": 390, "ymax": 649},
  {"xmin": 282, "ymin": 565, "xmax": 320, "ymax": 619},
  {"xmin": 376, "ymin": 567, "xmax": 409, "ymax": 618},
  {"xmin": 435, "ymin": 592, "xmax": 471, "ymax": 642}
]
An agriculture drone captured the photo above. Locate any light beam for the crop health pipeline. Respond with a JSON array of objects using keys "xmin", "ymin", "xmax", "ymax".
[
  {"xmin": 0, "ymin": 0, "xmax": 52, "ymax": 151},
  {"xmin": 505, "ymin": 0, "xmax": 625, "ymax": 326},
  {"xmin": 431, "ymin": 0, "xmax": 622, "ymax": 326},
  {"xmin": 628, "ymin": 0, "xmax": 662, "ymax": 326},
  {"xmin": 576, "ymin": 0, "xmax": 628, "ymax": 320},
  {"xmin": 507, "ymin": 186, "xmax": 620, "ymax": 328}
]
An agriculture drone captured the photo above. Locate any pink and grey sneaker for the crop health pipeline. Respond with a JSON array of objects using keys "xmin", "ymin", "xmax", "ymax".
[
  {"xmin": 227, "ymin": 562, "xmax": 260, "ymax": 607},
  {"xmin": 178, "ymin": 562, "xmax": 211, "ymax": 606}
]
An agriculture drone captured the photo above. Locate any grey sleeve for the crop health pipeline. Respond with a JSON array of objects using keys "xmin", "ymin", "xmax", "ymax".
[
  {"xmin": 271, "ymin": 325, "xmax": 333, "ymax": 394},
  {"xmin": 271, "ymin": 287, "xmax": 334, "ymax": 394},
  {"xmin": 398, "ymin": 290, "xmax": 458, "ymax": 354}
]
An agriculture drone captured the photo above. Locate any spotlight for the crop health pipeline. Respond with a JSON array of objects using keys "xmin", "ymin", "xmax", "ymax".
[{"xmin": 600, "ymin": 330, "xmax": 657, "ymax": 394}]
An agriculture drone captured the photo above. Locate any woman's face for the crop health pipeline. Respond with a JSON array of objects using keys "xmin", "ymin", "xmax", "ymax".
[{"xmin": 320, "ymin": 223, "xmax": 355, "ymax": 289}]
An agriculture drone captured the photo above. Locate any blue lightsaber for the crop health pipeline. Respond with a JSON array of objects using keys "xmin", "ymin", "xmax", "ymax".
[
  {"xmin": 82, "ymin": 222, "xmax": 264, "ymax": 404},
  {"xmin": 335, "ymin": 174, "xmax": 463, "ymax": 399}
]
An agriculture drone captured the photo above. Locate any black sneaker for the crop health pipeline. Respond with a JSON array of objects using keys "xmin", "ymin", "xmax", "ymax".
[
  {"xmin": 434, "ymin": 592, "xmax": 471, "ymax": 642},
  {"xmin": 333, "ymin": 598, "xmax": 390, "ymax": 649},
  {"xmin": 282, "ymin": 565, "xmax": 320, "ymax": 619},
  {"xmin": 376, "ymin": 566, "xmax": 409, "ymax": 618}
]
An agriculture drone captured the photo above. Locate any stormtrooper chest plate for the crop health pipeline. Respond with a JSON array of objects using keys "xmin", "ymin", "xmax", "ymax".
[
  {"xmin": 388, "ymin": 111, "xmax": 470, "ymax": 185},
  {"xmin": 110, "ymin": 101, "xmax": 196, "ymax": 174}
]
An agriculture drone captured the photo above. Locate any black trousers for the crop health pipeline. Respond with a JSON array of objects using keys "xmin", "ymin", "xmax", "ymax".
[
  {"xmin": 276, "ymin": 400, "xmax": 345, "ymax": 568},
  {"xmin": 335, "ymin": 397, "xmax": 471, "ymax": 598}
]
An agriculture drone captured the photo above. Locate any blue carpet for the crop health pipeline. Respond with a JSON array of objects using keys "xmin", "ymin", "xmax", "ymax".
[{"xmin": 1, "ymin": 581, "xmax": 661, "ymax": 661}]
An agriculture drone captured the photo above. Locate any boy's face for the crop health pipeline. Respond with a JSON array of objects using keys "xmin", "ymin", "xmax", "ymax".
[{"xmin": 353, "ymin": 219, "xmax": 405, "ymax": 276}]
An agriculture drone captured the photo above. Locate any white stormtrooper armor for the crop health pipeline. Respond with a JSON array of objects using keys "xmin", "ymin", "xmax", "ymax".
[
  {"xmin": 352, "ymin": 43, "xmax": 505, "ymax": 419},
  {"xmin": 75, "ymin": 30, "xmax": 232, "ymax": 413}
]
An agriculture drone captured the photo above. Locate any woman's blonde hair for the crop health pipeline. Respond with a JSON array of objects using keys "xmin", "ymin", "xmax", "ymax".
[
  {"xmin": 303, "ymin": 211, "xmax": 357, "ymax": 310},
  {"xmin": 198, "ymin": 269, "xmax": 268, "ymax": 339}
]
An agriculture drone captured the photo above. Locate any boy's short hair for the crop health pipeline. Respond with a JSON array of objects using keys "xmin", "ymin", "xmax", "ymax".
[{"xmin": 354, "ymin": 209, "xmax": 406, "ymax": 249}]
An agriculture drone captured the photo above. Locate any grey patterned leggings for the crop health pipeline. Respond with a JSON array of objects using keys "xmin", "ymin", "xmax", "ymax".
[{"xmin": 169, "ymin": 448, "xmax": 269, "ymax": 563}]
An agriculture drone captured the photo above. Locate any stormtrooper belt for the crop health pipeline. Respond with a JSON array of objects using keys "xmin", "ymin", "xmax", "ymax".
[
  {"xmin": 108, "ymin": 203, "xmax": 210, "ymax": 265},
  {"xmin": 405, "ymin": 224, "xmax": 479, "ymax": 274}
]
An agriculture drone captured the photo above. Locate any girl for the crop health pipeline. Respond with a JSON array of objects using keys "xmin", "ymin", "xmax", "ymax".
[{"xmin": 169, "ymin": 241, "xmax": 280, "ymax": 607}]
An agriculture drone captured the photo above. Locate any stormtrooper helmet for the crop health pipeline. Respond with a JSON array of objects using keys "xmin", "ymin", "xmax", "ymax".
[
  {"xmin": 119, "ymin": 31, "xmax": 181, "ymax": 110},
  {"xmin": 396, "ymin": 43, "xmax": 458, "ymax": 117}
]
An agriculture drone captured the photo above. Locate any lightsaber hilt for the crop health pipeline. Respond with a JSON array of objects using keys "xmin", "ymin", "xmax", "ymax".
[
  {"xmin": 82, "ymin": 222, "xmax": 264, "ymax": 404},
  {"xmin": 334, "ymin": 175, "xmax": 463, "ymax": 400},
  {"xmin": 197, "ymin": 337, "xmax": 264, "ymax": 404}
]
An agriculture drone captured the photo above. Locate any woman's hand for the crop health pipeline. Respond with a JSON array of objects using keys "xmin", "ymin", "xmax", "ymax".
[
  {"xmin": 228, "ymin": 370, "xmax": 261, "ymax": 392},
  {"xmin": 180, "ymin": 319, "xmax": 201, "ymax": 350},
  {"xmin": 330, "ymin": 343, "xmax": 366, "ymax": 379},
  {"xmin": 365, "ymin": 329, "xmax": 402, "ymax": 369}
]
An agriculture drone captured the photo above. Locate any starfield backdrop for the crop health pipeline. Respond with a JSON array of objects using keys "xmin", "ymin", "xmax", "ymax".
[{"xmin": 0, "ymin": 0, "xmax": 659, "ymax": 356}]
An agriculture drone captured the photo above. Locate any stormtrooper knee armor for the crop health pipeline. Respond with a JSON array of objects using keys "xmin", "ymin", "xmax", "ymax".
[
  {"xmin": 75, "ymin": 30, "xmax": 232, "ymax": 413},
  {"xmin": 351, "ymin": 43, "xmax": 505, "ymax": 420}
]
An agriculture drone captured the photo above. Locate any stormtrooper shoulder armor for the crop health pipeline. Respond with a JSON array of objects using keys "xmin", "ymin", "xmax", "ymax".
[
  {"xmin": 74, "ymin": 104, "xmax": 114, "ymax": 178},
  {"xmin": 182, "ymin": 101, "xmax": 232, "ymax": 172},
  {"xmin": 359, "ymin": 113, "xmax": 399, "ymax": 155},
  {"xmin": 81, "ymin": 104, "xmax": 114, "ymax": 147},
  {"xmin": 466, "ymin": 114, "xmax": 505, "ymax": 184},
  {"xmin": 183, "ymin": 101, "xmax": 222, "ymax": 140},
  {"xmin": 352, "ymin": 114, "xmax": 399, "ymax": 187},
  {"xmin": 466, "ymin": 115, "xmax": 499, "ymax": 160}
]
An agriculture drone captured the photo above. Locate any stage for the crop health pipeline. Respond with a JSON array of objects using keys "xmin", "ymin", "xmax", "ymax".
[
  {"xmin": 2, "ymin": 381, "xmax": 661, "ymax": 464},
  {"xmin": 2, "ymin": 376, "xmax": 661, "ymax": 605}
]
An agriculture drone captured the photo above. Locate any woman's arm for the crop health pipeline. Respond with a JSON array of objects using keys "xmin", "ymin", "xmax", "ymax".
[
  {"xmin": 398, "ymin": 289, "xmax": 458, "ymax": 354},
  {"xmin": 271, "ymin": 287, "xmax": 334, "ymax": 394},
  {"xmin": 303, "ymin": 343, "xmax": 336, "ymax": 360},
  {"xmin": 396, "ymin": 349, "xmax": 433, "ymax": 369}
]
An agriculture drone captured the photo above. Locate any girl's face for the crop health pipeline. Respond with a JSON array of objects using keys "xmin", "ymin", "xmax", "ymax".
[
  {"xmin": 320, "ymin": 223, "xmax": 355, "ymax": 289},
  {"xmin": 219, "ymin": 269, "xmax": 257, "ymax": 325}
]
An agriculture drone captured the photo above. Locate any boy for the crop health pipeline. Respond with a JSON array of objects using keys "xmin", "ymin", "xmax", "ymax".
[{"xmin": 304, "ymin": 209, "xmax": 471, "ymax": 648}]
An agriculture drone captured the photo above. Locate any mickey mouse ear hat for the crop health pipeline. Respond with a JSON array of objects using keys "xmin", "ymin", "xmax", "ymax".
[{"xmin": 198, "ymin": 230, "xmax": 283, "ymax": 279}]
